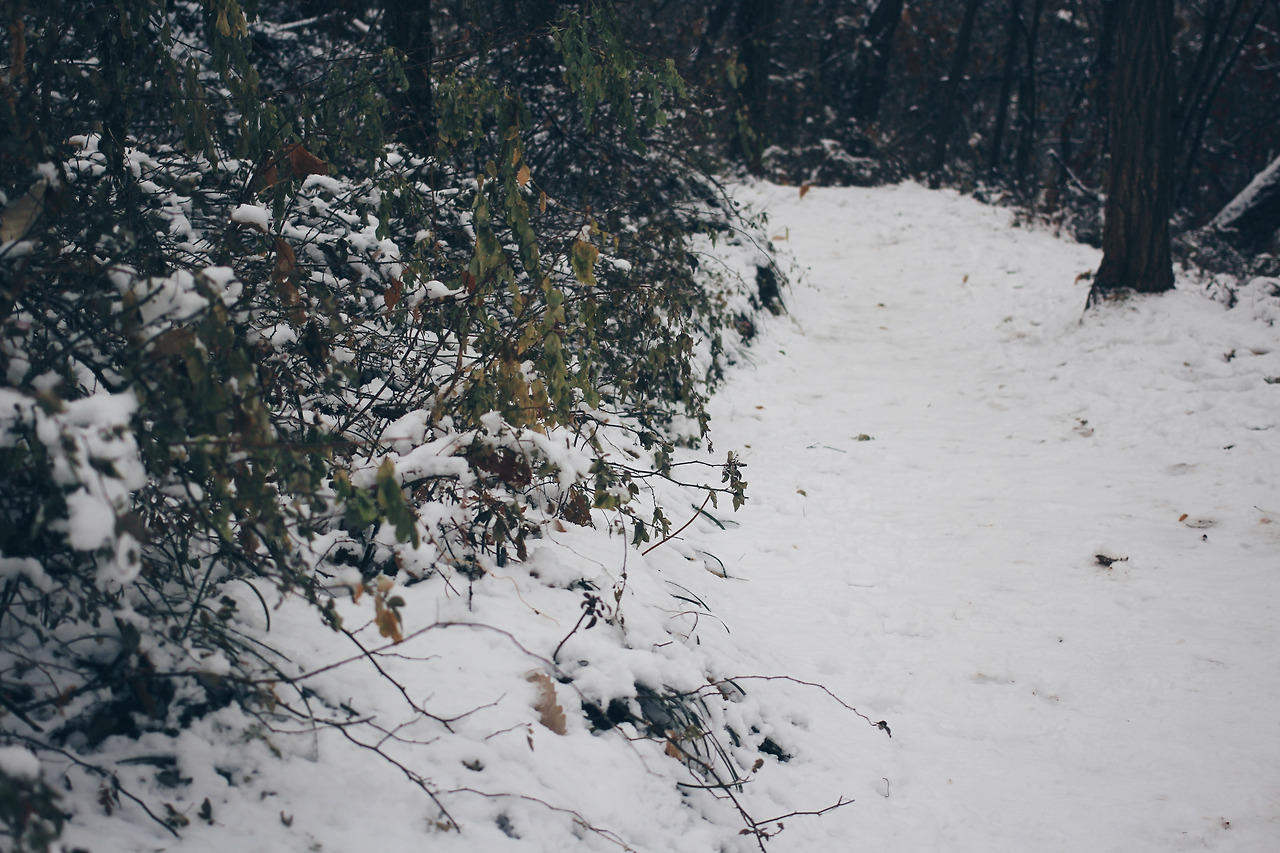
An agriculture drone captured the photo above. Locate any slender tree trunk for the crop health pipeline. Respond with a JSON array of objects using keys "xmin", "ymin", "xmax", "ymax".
[
  {"xmin": 732, "ymin": 0, "xmax": 778, "ymax": 174},
  {"xmin": 987, "ymin": 0, "xmax": 1023, "ymax": 174},
  {"xmin": 383, "ymin": 0, "xmax": 435, "ymax": 151},
  {"xmin": 1089, "ymin": 0, "xmax": 1175, "ymax": 303},
  {"xmin": 849, "ymin": 0, "xmax": 905, "ymax": 124},
  {"xmin": 1012, "ymin": 0, "xmax": 1043, "ymax": 193},
  {"xmin": 1176, "ymin": 0, "xmax": 1264, "ymax": 203},
  {"xmin": 1177, "ymin": 0, "xmax": 1230, "ymax": 135},
  {"xmin": 928, "ymin": 0, "xmax": 983, "ymax": 183},
  {"xmin": 696, "ymin": 0, "xmax": 736, "ymax": 62}
]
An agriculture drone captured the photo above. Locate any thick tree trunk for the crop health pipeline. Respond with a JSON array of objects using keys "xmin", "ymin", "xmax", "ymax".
[
  {"xmin": 383, "ymin": 0, "xmax": 435, "ymax": 151},
  {"xmin": 928, "ymin": 0, "xmax": 982, "ymax": 184},
  {"xmin": 1211, "ymin": 154, "xmax": 1280, "ymax": 251},
  {"xmin": 1089, "ymin": 0, "xmax": 1175, "ymax": 303},
  {"xmin": 848, "ymin": 0, "xmax": 905, "ymax": 124}
]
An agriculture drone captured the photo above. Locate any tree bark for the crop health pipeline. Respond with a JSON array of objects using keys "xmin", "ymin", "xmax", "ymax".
[{"xmin": 1089, "ymin": 0, "xmax": 1175, "ymax": 303}]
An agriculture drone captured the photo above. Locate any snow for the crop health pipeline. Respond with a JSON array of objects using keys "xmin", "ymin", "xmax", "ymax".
[
  {"xmin": 63, "ymin": 486, "xmax": 116, "ymax": 550},
  {"xmin": 689, "ymin": 182, "xmax": 1280, "ymax": 851},
  {"xmin": 0, "ymin": 746, "xmax": 41, "ymax": 781},
  {"xmin": 424, "ymin": 277, "xmax": 464, "ymax": 301},
  {"xmin": 36, "ymin": 182, "xmax": 1280, "ymax": 852},
  {"xmin": 230, "ymin": 203, "xmax": 272, "ymax": 231}
]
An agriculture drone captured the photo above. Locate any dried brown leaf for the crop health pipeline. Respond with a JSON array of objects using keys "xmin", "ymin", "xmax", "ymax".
[
  {"xmin": 273, "ymin": 236, "xmax": 297, "ymax": 288},
  {"xmin": 527, "ymin": 672, "xmax": 566, "ymax": 735},
  {"xmin": 384, "ymin": 277, "xmax": 403, "ymax": 310},
  {"xmin": 286, "ymin": 143, "xmax": 328, "ymax": 179}
]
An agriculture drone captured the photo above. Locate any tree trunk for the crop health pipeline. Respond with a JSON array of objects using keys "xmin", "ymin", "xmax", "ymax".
[
  {"xmin": 928, "ymin": 0, "xmax": 982, "ymax": 184},
  {"xmin": 987, "ymin": 0, "xmax": 1023, "ymax": 174},
  {"xmin": 732, "ymin": 0, "xmax": 778, "ymax": 174},
  {"xmin": 1089, "ymin": 0, "xmax": 1175, "ymax": 304},
  {"xmin": 1211, "ymin": 154, "xmax": 1280, "ymax": 251},
  {"xmin": 1012, "ymin": 0, "xmax": 1043, "ymax": 194},
  {"xmin": 848, "ymin": 0, "xmax": 905, "ymax": 124},
  {"xmin": 383, "ymin": 0, "xmax": 435, "ymax": 151},
  {"xmin": 1176, "ymin": 0, "xmax": 1264, "ymax": 204}
]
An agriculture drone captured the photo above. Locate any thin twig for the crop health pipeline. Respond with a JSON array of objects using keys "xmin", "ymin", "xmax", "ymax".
[
  {"xmin": 333, "ymin": 726, "xmax": 460, "ymax": 831},
  {"xmin": 643, "ymin": 490, "xmax": 713, "ymax": 555},
  {"xmin": 758, "ymin": 795, "xmax": 855, "ymax": 825},
  {"xmin": 702, "ymin": 675, "xmax": 892, "ymax": 737}
]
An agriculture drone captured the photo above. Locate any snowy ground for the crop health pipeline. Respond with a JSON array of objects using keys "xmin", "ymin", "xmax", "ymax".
[
  {"xmin": 695, "ymin": 181, "xmax": 1280, "ymax": 852},
  {"xmin": 45, "ymin": 181, "xmax": 1280, "ymax": 852}
]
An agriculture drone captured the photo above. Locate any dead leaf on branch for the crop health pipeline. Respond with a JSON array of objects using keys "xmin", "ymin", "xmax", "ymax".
[
  {"xmin": 285, "ymin": 143, "xmax": 328, "ymax": 179},
  {"xmin": 272, "ymin": 237, "xmax": 297, "ymax": 286},
  {"xmin": 256, "ymin": 144, "xmax": 328, "ymax": 190},
  {"xmin": 384, "ymin": 277, "xmax": 403, "ymax": 310}
]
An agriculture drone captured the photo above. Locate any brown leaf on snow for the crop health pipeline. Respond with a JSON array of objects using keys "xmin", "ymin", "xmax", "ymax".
[{"xmin": 527, "ymin": 672, "xmax": 566, "ymax": 735}]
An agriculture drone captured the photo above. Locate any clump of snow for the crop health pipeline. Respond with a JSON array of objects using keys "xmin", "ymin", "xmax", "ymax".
[
  {"xmin": 424, "ymin": 278, "xmax": 463, "ymax": 301},
  {"xmin": 0, "ymin": 746, "xmax": 40, "ymax": 781},
  {"xmin": 1, "ymin": 387, "xmax": 144, "ymax": 586},
  {"xmin": 230, "ymin": 202, "xmax": 271, "ymax": 231}
]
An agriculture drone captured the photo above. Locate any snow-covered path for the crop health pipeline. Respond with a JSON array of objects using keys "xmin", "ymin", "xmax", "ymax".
[{"xmin": 700, "ymin": 183, "xmax": 1280, "ymax": 851}]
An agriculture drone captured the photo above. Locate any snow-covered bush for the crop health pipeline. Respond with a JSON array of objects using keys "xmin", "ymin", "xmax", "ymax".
[{"xmin": 0, "ymin": 0, "xmax": 799, "ymax": 846}]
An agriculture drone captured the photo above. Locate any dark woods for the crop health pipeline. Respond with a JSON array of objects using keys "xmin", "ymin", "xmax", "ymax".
[{"xmin": 616, "ymin": 0, "xmax": 1278, "ymax": 260}]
